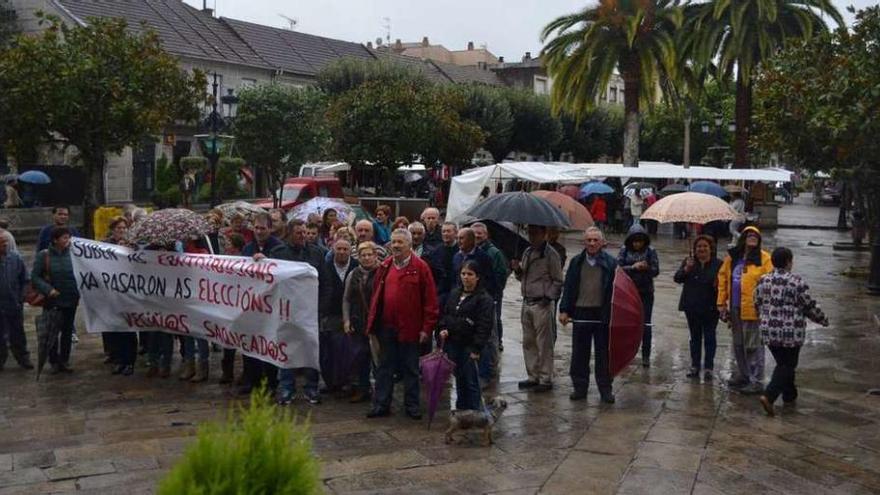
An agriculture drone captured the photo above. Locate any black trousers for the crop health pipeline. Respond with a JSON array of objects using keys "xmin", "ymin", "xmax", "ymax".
[
  {"xmin": 0, "ymin": 309, "xmax": 28, "ymax": 366},
  {"xmin": 373, "ymin": 327, "xmax": 420, "ymax": 414},
  {"xmin": 107, "ymin": 332, "xmax": 137, "ymax": 366},
  {"xmin": 569, "ymin": 308, "xmax": 611, "ymax": 395},
  {"xmin": 765, "ymin": 345, "xmax": 801, "ymax": 404},
  {"xmin": 241, "ymin": 355, "xmax": 278, "ymax": 390},
  {"xmin": 48, "ymin": 307, "xmax": 77, "ymax": 365}
]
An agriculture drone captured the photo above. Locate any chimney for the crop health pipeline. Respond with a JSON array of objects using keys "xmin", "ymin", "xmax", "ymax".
[
  {"xmin": 467, "ymin": 41, "xmax": 474, "ymax": 51},
  {"xmin": 203, "ymin": 7, "xmax": 214, "ymax": 17},
  {"xmin": 422, "ymin": 36, "xmax": 429, "ymax": 47},
  {"xmin": 395, "ymin": 39, "xmax": 403, "ymax": 50},
  {"xmin": 523, "ymin": 51, "xmax": 531, "ymax": 61},
  {"xmin": 498, "ymin": 56, "xmax": 504, "ymax": 63},
  {"xmin": 367, "ymin": 41, "xmax": 373, "ymax": 49}
]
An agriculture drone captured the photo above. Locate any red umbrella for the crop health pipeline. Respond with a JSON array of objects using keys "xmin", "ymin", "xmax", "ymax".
[
  {"xmin": 608, "ymin": 268, "xmax": 644, "ymax": 377},
  {"xmin": 558, "ymin": 185, "xmax": 581, "ymax": 200},
  {"xmin": 531, "ymin": 190, "xmax": 594, "ymax": 230},
  {"xmin": 419, "ymin": 347, "xmax": 456, "ymax": 429}
]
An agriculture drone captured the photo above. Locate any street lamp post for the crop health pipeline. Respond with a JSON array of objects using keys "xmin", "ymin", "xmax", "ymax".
[
  {"xmin": 701, "ymin": 114, "xmax": 735, "ymax": 167},
  {"xmin": 195, "ymin": 73, "xmax": 238, "ymax": 207}
]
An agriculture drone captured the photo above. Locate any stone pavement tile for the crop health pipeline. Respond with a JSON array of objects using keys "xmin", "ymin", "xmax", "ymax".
[
  {"xmin": 101, "ymin": 424, "xmax": 197, "ymax": 443},
  {"xmin": 73, "ymin": 469, "xmax": 165, "ymax": 491},
  {"xmin": 617, "ymin": 466, "xmax": 695, "ymax": 495},
  {"xmin": 54, "ymin": 439, "xmax": 163, "ymax": 463},
  {"xmin": 799, "ymin": 452, "xmax": 880, "ymax": 492},
  {"xmin": 11, "ymin": 451, "xmax": 55, "ymax": 470},
  {"xmin": 477, "ymin": 466, "xmax": 554, "ymax": 493},
  {"xmin": 0, "ymin": 455, "xmax": 10, "ymax": 472},
  {"xmin": 540, "ymin": 451, "xmax": 630, "ymax": 494},
  {"xmin": 0, "ymin": 479, "xmax": 77, "ymax": 495},
  {"xmin": 573, "ymin": 425, "xmax": 644, "ymax": 456},
  {"xmin": 645, "ymin": 425, "xmax": 710, "ymax": 447},
  {"xmin": 653, "ymin": 411, "xmax": 715, "ymax": 432},
  {"xmin": 696, "ymin": 462, "xmax": 781, "ymax": 495},
  {"xmin": 43, "ymin": 460, "xmax": 116, "ymax": 481},
  {"xmin": 0, "ymin": 434, "xmax": 101, "ymax": 456},
  {"xmin": 310, "ymin": 419, "xmax": 390, "ymax": 438},
  {"xmin": 631, "ymin": 441, "xmax": 703, "ymax": 473},
  {"xmin": 690, "ymin": 481, "xmax": 727, "ymax": 495},
  {"xmin": 111, "ymin": 457, "xmax": 160, "ymax": 472},
  {"xmin": 321, "ymin": 449, "xmax": 431, "ymax": 479},
  {"xmin": 0, "ymin": 468, "xmax": 47, "ymax": 488}
]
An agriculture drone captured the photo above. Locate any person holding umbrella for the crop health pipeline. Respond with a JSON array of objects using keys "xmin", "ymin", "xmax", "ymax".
[
  {"xmin": 31, "ymin": 227, "xmax": 79, "ymax": 375},
  {"xmin": 365, "ymin": 228, "xmax": 439, "ymax": 419},
  {"xmin": 438, "ymin": 260, "xmax": 494, "ymax": 410},
  {"xmin": 674, "ymin": 235, "xmax": 722, "ymax": 380},
  {"xmin": 560, "ymin": 227, "xmax": 618, "ymax": 403},
  {"xmin": 0, "ymin": 230, "xmax": 32, "ymax": 371},
  {"xmin": 754, "ymin": 247, "xmax": 829, "ymax": 416},
  {"xmin": 618, "ymin": 224, "xmax": 660, "ymax": 367},
  {"xmin": 717, "ymin": 226, "xmax": 773, "ymax": 394},
  {"xmin": 318, "ymin": 209, "xmax": 338, "ymax": 249},
  {"xmin": 472, "ymin": 222, "xmax": 509, "ymax": 353},
  {"xmin": 588, "ymin": 196, "xmax": 607, "ymax": 231},
  {"xmin": 372, "ymin": 205, "xmax": 392, "ymax": 245},
  {"xmin": 511, "ymin": 225, "xmax": 564, "ymax": 393}
]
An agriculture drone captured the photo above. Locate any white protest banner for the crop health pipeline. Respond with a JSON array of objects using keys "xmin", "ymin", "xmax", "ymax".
[{"xmin": 70, "ymin": 238, "xmax": 318, "ymax": 369}]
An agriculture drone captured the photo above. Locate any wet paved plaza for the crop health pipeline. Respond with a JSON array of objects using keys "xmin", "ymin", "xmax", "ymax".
[{"xmin": 1, "ymin": 197, "xmax": 879, "ymax": 494}]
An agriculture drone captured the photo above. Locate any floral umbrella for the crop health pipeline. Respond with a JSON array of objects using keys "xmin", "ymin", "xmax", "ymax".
[
  {"xmin": 216, "ymin": 201, "xmax": 267, "ymax": 224},
  {"xmin": 127, "ymin": 208, "xmax": 212, "ymax": 247},
  {"xmin": 290, "ymin": 197, "xmax": 355, "ymax": 225},
  {"xmin": 641, "ymin": 192, "xmax": 741, "ymax": 224}
]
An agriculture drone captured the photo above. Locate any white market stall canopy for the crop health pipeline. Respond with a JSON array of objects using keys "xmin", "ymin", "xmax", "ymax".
[{"xmin": 446, "ymin": 161, "xmax": 791, "ymax": 221}]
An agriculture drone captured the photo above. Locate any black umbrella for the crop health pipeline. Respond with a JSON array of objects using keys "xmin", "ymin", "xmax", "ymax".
[
  {"xmin": 462, "ymin": 218, "xmax": 530, "ymax": 261},
  {"xmin": 659, "ymin": 183, "xmax": 688, "ymax": 196},
  {"xmin": 464, "ymin": 192, "xmax": 570, "ymax": 228},
  {"xmin": 35, "ymin": 309, "xmax": 63, "ymax": 380}
]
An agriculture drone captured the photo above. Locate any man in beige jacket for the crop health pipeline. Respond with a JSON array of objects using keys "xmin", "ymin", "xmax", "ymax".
[{"xmin": 512, "ymin": 225, "xmax": 564, "ymax": 392}]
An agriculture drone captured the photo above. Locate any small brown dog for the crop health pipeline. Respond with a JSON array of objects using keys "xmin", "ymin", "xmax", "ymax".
[{"xmin": 445, "ymin": 397, "xmax": 508, "ymax": 446}]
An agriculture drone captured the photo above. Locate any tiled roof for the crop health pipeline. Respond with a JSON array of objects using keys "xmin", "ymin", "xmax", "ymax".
[
  {"xmin": 57, "ymin": 0, "xmax": 271, "ymax": 69},
  {"xmin": 370, "ymin": 51, "xmax": 453, "ymax": 85},
  {"xmin": 430, "ymin": 59, "xmax": 503, "ymax": 86},
  {"xmin": 221, "ymin": 18, "xmax": 374, "ymax": 76}
]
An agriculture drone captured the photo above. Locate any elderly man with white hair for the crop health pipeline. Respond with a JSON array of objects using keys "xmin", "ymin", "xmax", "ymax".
[
  {"xmin": 354, "ymin": 220, "xmax": 387, "ymax": 260},
  {"xmin": 364, "ymin": 228, "xmax": 439, "ymax": 420},
  {"xmin": 408, "ymin": 221, "xmax": 427, "ymax": 257},
  {"xmin": 420, "ymin": 207, "xmax": 442, "ymax": 251}
]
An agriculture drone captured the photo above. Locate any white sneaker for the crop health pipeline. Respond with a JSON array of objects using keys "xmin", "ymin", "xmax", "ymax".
[{"xmin": 71, "ymin": 333, "xmax": 79, "ymax": 344}]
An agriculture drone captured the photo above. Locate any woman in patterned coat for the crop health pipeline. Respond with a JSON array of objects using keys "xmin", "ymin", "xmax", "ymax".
[{"xmin": 754, "ymin": 247, "xmax": 829, "ymax": 416}]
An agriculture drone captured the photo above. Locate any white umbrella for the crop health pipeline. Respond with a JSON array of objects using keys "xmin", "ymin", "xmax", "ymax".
[
  {"xmin": 290, "ymin": 197, "xmax": 354, "ymax": 224},
  {"xmin": 641, "ymin": 192, "xmax": 742, "ymax": 224}
]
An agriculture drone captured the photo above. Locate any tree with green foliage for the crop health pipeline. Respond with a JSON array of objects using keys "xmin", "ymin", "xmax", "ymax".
[
  {"xmin": 317, "ymin": 57, "xmax": 429, "ymax": 97},
  {"xmin": 552, "ymin": 107, "xmax": 623, "ymax": 163},
  {"xmin": 0, "ymin": 16, "xmax": 205, "ymax": 235},
  {"xmin": 158, "ymin": 387, "xmax": 321, "ymax": 495},
  {"xmin": 235, "ymin": 84, "xmax": 329, "ymax": 207},
  {"xmin": 682, "ymin": 0, "xmax": 842, "ymax": 168},
  {"xmin": 449, "ymin": 84, "xmax": 513, "ymax": 163},
  {"xmin": 541, "ymin": 0, "xmax": 683, "ymax": 167},
  {"xmin": 503, "ymin": 89, "xmax": 562, "ymax": 160},
  {"xmin": 419, "ymin": 88, "xmax": 485, "ymax": 168}
]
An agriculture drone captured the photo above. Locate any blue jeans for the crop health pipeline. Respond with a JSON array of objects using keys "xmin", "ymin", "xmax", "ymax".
[
  {"xmin": 148, "ymin": 332, "xmax": 174, "ymax": 369},
  {"xmin": 373, "ymin": 327, "xmax": 420, "ymax": 414},
  {"xmin": 448, "ymin": 343, "xmax": 482, "ymax": 411},
  {"xmin": 278, "ymin": 367, "xmax": 319, "ymax": 398},
  {"xmin": 640, "ymin": 292, "xmax": 654, "ymax": 361},
  {"xmin": 183, "ymin": 337, "xmax": 209, "ymax": 364},
  {"xmin": 685, "ymin": 311, "xmax": 718, "ymax": 370}
]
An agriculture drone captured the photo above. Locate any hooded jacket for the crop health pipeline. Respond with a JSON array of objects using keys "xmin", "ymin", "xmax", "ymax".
[
  {"xmin": 617, "ymin": 224, "xmax": 659, "ymax": 294},
  {"xmin": 716, "ymin": 225, "xmax": 773, "ymax": 320}
]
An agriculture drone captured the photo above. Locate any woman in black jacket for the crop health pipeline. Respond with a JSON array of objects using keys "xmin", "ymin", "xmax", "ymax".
[
  {"xmin": 438, "ymin": 260, "xmax": 494, "ymax": 411},
  {"xmin": 674, "ymin": 235, "xmax": 722, "ymax": 380}
]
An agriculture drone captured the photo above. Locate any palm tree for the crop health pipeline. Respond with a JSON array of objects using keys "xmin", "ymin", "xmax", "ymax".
[
  {"xmin": 682, "ymin": 0, "xmax": 843, "ymax": 168},
  {"xmin": 541, "ymin": 0, "xmax": 684, "ymax": 167}
]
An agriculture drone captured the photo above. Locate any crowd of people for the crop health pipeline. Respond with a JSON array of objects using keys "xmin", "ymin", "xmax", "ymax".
[{"xmin": 0, "ymin": 202, "xmax": 829, "ymax": 419}]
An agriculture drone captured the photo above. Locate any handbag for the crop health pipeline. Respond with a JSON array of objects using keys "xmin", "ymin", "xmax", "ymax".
[{"xmin": 24, "ymin": 251, "xmax": 50, "ymax": 307}]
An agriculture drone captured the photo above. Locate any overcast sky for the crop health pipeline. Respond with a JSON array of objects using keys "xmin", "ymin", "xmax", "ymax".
[{"xmin": 184, "ymin": 0, "xmax": 877, "ymax": 61}]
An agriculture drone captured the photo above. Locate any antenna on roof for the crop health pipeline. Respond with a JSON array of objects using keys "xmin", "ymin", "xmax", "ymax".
[
  {"xmin": 382, "ymin": 17, "xmax": 391, "ymax": 46},
  {"xmin": 278, "ymin": 13, "xmax": 298, "ymax": 31}
]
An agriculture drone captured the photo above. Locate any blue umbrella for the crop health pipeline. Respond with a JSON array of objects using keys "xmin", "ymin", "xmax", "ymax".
[
  {"xmin": 688, "ymin": 181, "xmax": 727, "ymax": 197},
  {"xmin": 18, "ymin": 170, "xmax": 51, "ymax": 185},
  {"xmin": 578, "ymin": 181, "xmax": 614, "ymax": 198}
]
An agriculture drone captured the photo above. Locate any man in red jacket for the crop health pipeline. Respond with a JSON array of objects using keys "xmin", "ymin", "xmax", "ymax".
[{"xmin": 366, "ymin": 228, "xmax": 439, "ymax": 419}]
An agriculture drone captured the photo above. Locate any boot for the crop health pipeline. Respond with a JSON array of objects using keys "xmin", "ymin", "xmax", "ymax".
[
  {"xmin": 219, "ymin": 359, "xmax": 234, "ymax": 384},
  {"xmin": 178, "ymin": 360, "xmax": 195, "ymax": 381},
  {"xmin": 190, "ymin": 362, "xmax": 209, "ymax": 383}
]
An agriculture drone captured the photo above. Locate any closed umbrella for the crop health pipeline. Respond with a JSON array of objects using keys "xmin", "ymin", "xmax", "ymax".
[
  {"xmin": 35, "ymin": 309, "xmax": 65, "ymax": 380},
  {"xmin": 420, "ymin": 347, "xmax": 456, "ymax": 429},
  {"xmin": 127, "ymin": 208, "xmax": 212, "ymax": 246},
  {"xmin": 659, "ymin": 183, "xmax": 688, "ymax": 196},
  {"xmin": 642, "ymin": 192, "xmax": 741, "ymax": 224},
  {"xmin": 18, "ymin": 170, "xmax": 51, "ymax": 185},
  {"xmin": 688, "ymin": 181, "xmax": 727, "ymax": 198},
  {"xmin": 463, "ymin": 192, "xmax": 570, "ymax": 228},
  {"xmin": 531, "ymin": 190, "xmax": 594, "ymax": 230},
  {"xmin": 578, "ymin": 181, "xmax": 614, "ymax": 199},
  {"xmin": 609, "ymin": 268, "xmax": 644, "ymax": 377},
  {"xmin": 291, "ymin": 197, "xmax": 354, "ymax": 224}
]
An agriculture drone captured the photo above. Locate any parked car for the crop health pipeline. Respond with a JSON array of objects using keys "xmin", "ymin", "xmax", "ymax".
[{"xmin": 253, "ymin": 177, "xmax": 344, "ymax": 211}]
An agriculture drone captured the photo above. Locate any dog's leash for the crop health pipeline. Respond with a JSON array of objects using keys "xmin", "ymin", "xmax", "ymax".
[{"xmin": 473, "ymin": 359, "xmax": 489, "ymax": 415}]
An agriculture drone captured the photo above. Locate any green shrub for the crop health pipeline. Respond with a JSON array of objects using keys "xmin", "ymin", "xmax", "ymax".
[
  {"xmin": 181, "ymin": 156, "xmax": 209, "ymax": 172},
  {"xmin": 157, "ymin": 387, "xmax": 321, "ymax": 495}
]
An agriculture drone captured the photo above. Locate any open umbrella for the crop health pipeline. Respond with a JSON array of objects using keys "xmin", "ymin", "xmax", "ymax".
[
  {"xmin": 420, "ymin": 346, "xmax": 456, "ymax": 429},
  {"xmin": 35, "ymin": 309, "xmax": 64, "ymax": 380},
  {"xmin": 642, "ymin": 192, "xmax": 741, "ymax": 224},
  {"xmin": 609, "ymin": 268, "xmax": 644, "ymax": 377},
  {"xmin": 688, "ymin": 181, "xmax": 727, "ymax": 198},
  {"xmin": 624, "ymin": 182, "xmax": 655, "ymax": 191},
  {"xmin": 558, "ymin": 185, "xmax": 581, "ymax": 200},
  {"xmin": 724, "ymin": 184, "xmax": 748, "ymax": 194},
  {"xmin": 578, "ymin": 181, "xmax": 614, "ymax": 199},
  {"xmin": 127, "ymin": 208, "xmax": 212, "ymax": 246},
  {"xmin": 216, "ymin": 201, "xmax": 267, "ymax": 224},
  {"xmin": 461, "ymin": 218, "xmax": 529, "ymax": 261},
  {"xmin": 463, "ymin": 192, "xmax": 570, "ymax": 228},
  {"xmin": 18, "ymin": 170, "xmax": 51, "ymax": 185},
  {"xmin": 659, "ymin": 183, "xmax": 688, "ymax": 196},
  {"xmin": 531, "ymin": 190, "xmax": 594, "ymax": 230},
  {"xmin": 291, "ymin": 197, "xmax": 354, "ymax": 225}
]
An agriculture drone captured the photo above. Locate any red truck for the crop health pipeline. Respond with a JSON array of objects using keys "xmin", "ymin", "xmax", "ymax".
[{"xmin": 253, "ymin": 177, "xmax": 344, "ymax": 211}]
